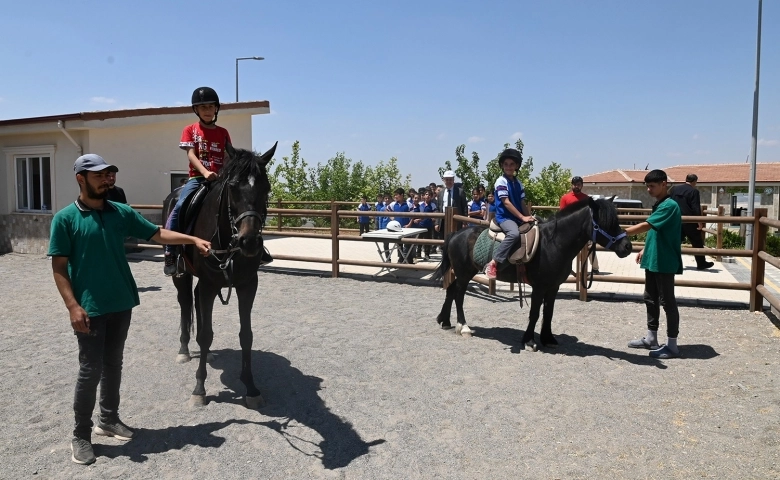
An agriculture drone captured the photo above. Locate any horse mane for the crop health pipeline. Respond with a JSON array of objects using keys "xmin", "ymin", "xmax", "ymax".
[
  {"xmin": 542, "ymin": 197, "xmax": 618, "ymax": 233},
  {"xmin": 219, "ymin": 147, "xmax": 268, "ymax": 186}
]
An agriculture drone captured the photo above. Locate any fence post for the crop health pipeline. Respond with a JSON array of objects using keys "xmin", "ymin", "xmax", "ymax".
[
  {"xmin": 716, "ymin": 206, "xmax": 724, "ymax": 261},
  {"xmin": 578, "ymin": 246, "xmax": 588, "ymax": 302},
  {"xmin": 277, "ymin": 199, "xmax": 282, "ymax": 232},
  {"xmin": 443, "ymin": 207, "xmax": 457, "ymax": 290},
  {"xmin": 749, "ymin": 208, "xmax": 768, "ymax": 311},
  {"xmin": 331, "ymin": 201, "xmax": 339, "ymax": 278}
]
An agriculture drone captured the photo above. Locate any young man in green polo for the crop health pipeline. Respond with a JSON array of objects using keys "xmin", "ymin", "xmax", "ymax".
[
  {"xmin": 624, "ymin": 169, "xmax": 683, "ymax": 359},
  {"xmin": 49, "ymin": 154, "xmax": 212, "ymax": 465}
]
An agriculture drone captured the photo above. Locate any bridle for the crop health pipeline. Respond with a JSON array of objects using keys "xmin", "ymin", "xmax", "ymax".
[
  {"xmin": 581, "ymin": 209, "xmax": 627, "ymax": 289},
  {"xmin": 204, "ymin": 179, "xmax": 266, "ymax": 304}
]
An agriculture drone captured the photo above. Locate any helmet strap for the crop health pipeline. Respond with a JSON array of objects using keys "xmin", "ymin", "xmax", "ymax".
[{"xmin": 192, "ymin": 105, "xmax": 220, "ymax": 126}]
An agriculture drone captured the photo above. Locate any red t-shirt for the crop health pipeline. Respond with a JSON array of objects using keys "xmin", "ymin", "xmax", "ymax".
[
  {"xmin": 179, "ymin": 123, "xmax": 232, "ymax": 178},
  {"xmin": 559, "ymin": 191, "xmax": 589, "ymax": 209}
]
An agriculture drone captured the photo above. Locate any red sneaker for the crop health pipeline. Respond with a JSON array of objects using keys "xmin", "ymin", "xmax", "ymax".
[{"xmin": 485, "ymin": 260, "xmax": 497, "ymax": 279}]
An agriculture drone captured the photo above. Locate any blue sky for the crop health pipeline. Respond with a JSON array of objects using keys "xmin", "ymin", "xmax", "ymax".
[{"xmin": 2, "ymin": 0, "xmax": 778, "ymax": 186}]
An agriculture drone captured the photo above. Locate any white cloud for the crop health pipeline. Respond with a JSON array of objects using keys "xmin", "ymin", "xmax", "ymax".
[
  {"xmin": 90, "ymin": 96, "xmax": 116, "ymax": 104},
  {"xmin": 692, "ymin": 134, "xmax": 700, "ymax": 140},
  {"xmin": 436, "ymin": 133, "xmax": 446, "ymax": 140},
  {"xmin": 0, "ymin": 97, "xmax": 4, "ymax": 102},
  {"xmin": 758, "ymin": 138, "xmax": 779, "ymax": 147},
  {"xmin": 510, "ymin": 131, "xmax": 523, "ymax": 141},
  {"xmin": 467, "ymin": 136, "xmax": 485, "ymax": 143},
  {"xmin": 694, "ymin": 149, "xmax": 710, "ymax": 155},
  {"xmin": 132, "ymin": 102, "xmax": 157, "ymax": 109}
]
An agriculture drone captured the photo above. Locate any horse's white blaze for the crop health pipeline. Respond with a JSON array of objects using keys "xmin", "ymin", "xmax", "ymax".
[{"xmin": 248, "ymin": 175, "xmax": 255, "ymax": 187}]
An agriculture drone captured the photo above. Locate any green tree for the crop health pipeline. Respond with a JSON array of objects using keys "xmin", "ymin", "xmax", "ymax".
[
  {"xmin": 526, "ymin": 162, "xmax": 572, "ymax": 211},
  {"xmin": 269, "ymin": 140, "xmax": 311, "ymax": 202},
  {"xmin": 438, "ymin": 145, "xmax": 483, "ymax": 194}
]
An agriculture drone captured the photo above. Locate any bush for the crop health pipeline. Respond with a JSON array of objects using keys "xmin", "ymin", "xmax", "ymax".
[
  {"xmin": 705, "ymin": 229, "xmax": 745, "ymax": 250},
  {"xmin": 766, "ymin": 235, "xmax": 780, "ymax": 257}
]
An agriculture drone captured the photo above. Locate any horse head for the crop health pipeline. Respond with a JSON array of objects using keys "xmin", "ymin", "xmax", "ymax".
[
  {"xmin": 589, "ymin": 197, "xmax": 632, "ymax": 258},
  {"xmin": 220, "ymin": 142, "xmax": 277, "ymax": 257}
]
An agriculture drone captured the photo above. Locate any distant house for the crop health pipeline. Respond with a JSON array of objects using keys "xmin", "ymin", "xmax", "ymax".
[
  {"xmin": 0, "ymin": 101, "xmax": 270, "ymax": 253},
  {"xmin": 582, "ymin": 163, "xmax": 780, "ymax": 219}
]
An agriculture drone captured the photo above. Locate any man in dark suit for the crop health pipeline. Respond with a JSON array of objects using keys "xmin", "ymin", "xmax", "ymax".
[
  {"xmin": 434, "ymin": 170, "xmax": 469, "ymax": 234},
  {"xmin": 670, "ymin": 173, "xmax": 714, "ymax": 270}
]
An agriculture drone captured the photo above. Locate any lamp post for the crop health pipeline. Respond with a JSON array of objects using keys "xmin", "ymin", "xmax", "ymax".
[
  {"xmin": 235, "ymin": 56, "xmax": 264, "ymax": 102},
  {"xmin": 746, "ymin": 0, "xmax": 762, "ymax": 249}
]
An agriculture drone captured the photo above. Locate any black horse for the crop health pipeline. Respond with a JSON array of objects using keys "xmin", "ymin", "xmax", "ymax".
[
  {"xmin": 432, "ymin": 197, "xmax": 633, "ymax": 350},
  {"xmin": 162, "ymin": 142, "xmax": 276, "ymax": 408}
]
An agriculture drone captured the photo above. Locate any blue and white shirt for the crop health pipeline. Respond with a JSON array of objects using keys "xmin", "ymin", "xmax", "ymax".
[
  {"xmin": 494, "ymin": 175, "xmax": 526, "ymax": 224},
  {"xmin": 468, "ymin": 199, "xmax": 486, "ymax": 220},
  {"xmin": 357, "ymin": 203, "xmax": 371, "ymax": 224}
]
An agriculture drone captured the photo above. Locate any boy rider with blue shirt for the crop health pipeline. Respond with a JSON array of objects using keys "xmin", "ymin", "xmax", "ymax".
[{"xmin": 485, "ymin": 148, "xmax": 535, "ymax": 278}]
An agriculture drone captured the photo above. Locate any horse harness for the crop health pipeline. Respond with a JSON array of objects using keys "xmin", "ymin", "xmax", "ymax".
[{"xmin": 580, "ymin": 212, "xmax": 628, "ymax": 290}]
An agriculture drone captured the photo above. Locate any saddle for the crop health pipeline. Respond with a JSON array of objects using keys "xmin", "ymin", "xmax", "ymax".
[
  {"xmin": 178, "ymin": 183, "xmax": 211, "ymax": 235},
  {"xmin": 487, "ymin": 219, "xmax": 540, "ymax": 265}
]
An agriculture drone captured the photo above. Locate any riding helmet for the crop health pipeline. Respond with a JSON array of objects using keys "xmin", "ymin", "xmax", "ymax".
[
  {"xmin": 498, "ymin": 148, "xmax": 522, "ymax": 167},
  {"xmin": 192, "ymin": 87, "xmax": 220, "ymax": 106}
]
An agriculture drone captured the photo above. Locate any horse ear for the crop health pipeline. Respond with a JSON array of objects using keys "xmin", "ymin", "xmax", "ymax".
[
  {"xmin": 608, "ymin": 195, "xmax": 616, "ymax": 202},
  {"xmin": 225, "ymin": 142, "xmax": 237, "ymax": 161},
  {"xmin": 257, "ymin": 141, "xmax": 278, "ymax": 166}
]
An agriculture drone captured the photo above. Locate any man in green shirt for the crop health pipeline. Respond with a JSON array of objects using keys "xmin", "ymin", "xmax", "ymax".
[
  {"xmin": 49, "ymin": 154, "xmax": 212, "ymax": 465},
  {"xmin": 624, "ymin": 169, "xmax": 683, "ymax": 359}
]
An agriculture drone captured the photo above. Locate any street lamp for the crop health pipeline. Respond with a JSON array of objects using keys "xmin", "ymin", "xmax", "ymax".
[{"xmin": 235, "ymin": 56, "xmax": 264, "ymax": 102}]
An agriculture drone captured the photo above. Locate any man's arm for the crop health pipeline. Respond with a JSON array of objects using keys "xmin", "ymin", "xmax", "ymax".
[
  {"xmin": 51, "ymin": 256, "xmax": 90, "ymax": 333},
  {"xmin": 152, "ymin": 229, "xmax": 212, "ymax": 256}
]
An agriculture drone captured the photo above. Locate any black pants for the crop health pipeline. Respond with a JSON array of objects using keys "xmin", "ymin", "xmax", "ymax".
[
  {"xmin": 359, "ymin": 223, "xmax": 370, "ymax": 235},
  {"xmin": 73, "ymin": 310, "xmax": 132, "ymax": 440},
  {"xmin": 416, "ymin": 227, "xmax": 432, "ymax": 257},
  {"xmin": 643, "ymin": 271, "xmax": 679, "ymax": 338},
  {"xmin": 682, "ymin": 223, "xmax": 707, "ymax": 267}
]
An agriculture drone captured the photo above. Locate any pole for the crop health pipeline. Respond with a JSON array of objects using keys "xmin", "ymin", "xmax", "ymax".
[
  {"xmin": 235, "ymin": 59, "xmax": 239, "ymax": 102},
  {"xmin": 746, "ymin": 0, "xmax": 762, "ymax": 249}
]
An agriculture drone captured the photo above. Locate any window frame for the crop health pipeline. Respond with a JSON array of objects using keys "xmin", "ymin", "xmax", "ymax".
[{"xmin": 4, "ymin": 145, "xmax": 57, "ymax": 214}]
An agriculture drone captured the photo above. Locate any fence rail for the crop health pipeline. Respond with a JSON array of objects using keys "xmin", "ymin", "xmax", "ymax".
[{"xmin": 130, "ymin": 201, "xmax": 780, "ymax": 312}]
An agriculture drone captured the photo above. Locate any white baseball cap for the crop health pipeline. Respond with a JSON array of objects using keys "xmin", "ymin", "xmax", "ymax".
[{"xmin": 442, "ymin": 170, "xmax": 456, "ymax": 179}]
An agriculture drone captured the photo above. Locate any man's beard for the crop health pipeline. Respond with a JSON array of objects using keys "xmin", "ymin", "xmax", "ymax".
[
  {"xmin": 572, "ymin": 187, "xmax": 581, "ymax": 194},
  {"xmin": 85, "ymin": 181, "xmax": 108, "ymax": 200}
]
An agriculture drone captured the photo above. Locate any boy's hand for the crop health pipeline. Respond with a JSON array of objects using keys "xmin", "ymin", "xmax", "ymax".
[
  {"xmin": 194, "ymin": 238, "xmax": 212, "ymax": 256},
  {"xmin": 205, "ymin": 171, "xmax": 218, "ymax": 181},
  {"xmin": 636, "ymin": 250, "xmax": 644, "ymax": 264}
]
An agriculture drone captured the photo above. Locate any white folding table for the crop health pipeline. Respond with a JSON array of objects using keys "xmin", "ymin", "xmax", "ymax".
[{"xmin": 361, "ymin": 227, "xmax": 428, "ymax": 277}]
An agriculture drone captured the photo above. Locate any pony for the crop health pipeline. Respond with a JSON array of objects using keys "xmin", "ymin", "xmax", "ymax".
[
  {"xmin": 432, "ymin": 197, "xmax": 633, "ymax": 350},
  {"xmin": 162, "ymin": 142, "xmax": 276, "ymax": 408}
]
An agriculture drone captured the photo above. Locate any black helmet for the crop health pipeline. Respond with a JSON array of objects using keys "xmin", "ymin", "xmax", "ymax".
[
  {"xmin": 571, "ymin": 176, "xmax": 584, "ymax": 184},
  {"xmin": 192, "ymin": 87, "xmax": 220, "ymax": 106},
  {"xmin": 498, "ymin": 148, "xmax": 522, "ymax": 167},
  {"xmin": 191, "ymin": 87, "xmax": 220, "ymax": 124}
]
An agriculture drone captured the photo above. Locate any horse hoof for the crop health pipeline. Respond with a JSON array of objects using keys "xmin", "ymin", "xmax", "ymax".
[
  {"xmin": 176, "ymin": 354, "xmax": 191, "ymax": 364},
  {"xmin": 455, "ymin": 324, "xmax": 473, "ymax": 337},
  {"xmin": 245, "ymin": 395, "xmax": 266, "ymax": 409},
  {"xmin": 526, "ymin": 341, "xmax": 538, "ymax": 352},
  {"xmin": 440, "ymin": 323, "xmax": 453, "ymax": 330},
  {"xmin": 189, "ymin": 395, "xmax": 207, "ymax": 407}
]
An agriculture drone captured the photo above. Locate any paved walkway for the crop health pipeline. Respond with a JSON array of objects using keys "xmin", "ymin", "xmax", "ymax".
[{"xmin": 130, "ymin": 234, "xmax": 780, "ymax": 309}]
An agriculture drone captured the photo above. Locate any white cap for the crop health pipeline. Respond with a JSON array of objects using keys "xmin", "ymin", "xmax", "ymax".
[{"xmin": 442, "ymin": 170, "xmax": 456, "ymax": 178}]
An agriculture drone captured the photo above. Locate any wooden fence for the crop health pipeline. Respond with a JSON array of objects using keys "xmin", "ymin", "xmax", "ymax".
[{"xmin": 130, "ymin": 202, "xmax": 780, "ymax": 312}]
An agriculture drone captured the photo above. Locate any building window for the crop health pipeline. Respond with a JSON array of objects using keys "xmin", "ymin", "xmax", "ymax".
[
  {"xmin": 15, "ymin": 156, "xmax": 52, "ymax": 212},
  {"xmin": 170, "ymin": 171, "xmax": 189, "ymax": 193},
  {"xmin": 4, "ymin": 145, "xmax": 56, "ymax": 213}
]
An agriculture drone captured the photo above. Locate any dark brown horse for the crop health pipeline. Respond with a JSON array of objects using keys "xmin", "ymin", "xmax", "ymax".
[
  {"xmin": 162, "ymin": 142, "xmax": 276, "ymax": 408},
  {"xmin": 432, "ymin": 197, "xmax": 632, "ymax": 350}
]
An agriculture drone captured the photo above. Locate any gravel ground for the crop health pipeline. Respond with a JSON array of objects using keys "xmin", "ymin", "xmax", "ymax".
[{"xmin": 1, "ymin": 252, "xmax": 779, "ymax": 479}]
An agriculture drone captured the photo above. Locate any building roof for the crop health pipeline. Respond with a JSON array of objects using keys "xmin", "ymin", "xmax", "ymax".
[
  {"xmin": 583, "ymin": 163, "xmax": 780, "ymax": 184},
  {"xmin": 0, "ymin": 101, "xmax": 270, "ymax": 130}
]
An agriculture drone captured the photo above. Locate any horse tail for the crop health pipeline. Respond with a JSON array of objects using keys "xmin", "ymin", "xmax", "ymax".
[{"xmin": 431, "ymin": 233, "xmax": 452, "ymax": 283}]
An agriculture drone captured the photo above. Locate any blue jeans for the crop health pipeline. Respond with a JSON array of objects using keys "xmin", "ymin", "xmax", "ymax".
[
  {"xmin": 73, "ymin": 310, "xmax": 132, "ymax": 440},
  {"xmin": 493, "ymin": 219, "xmax": 521, "ymax": 264},
  {"xmin": 165, "ymin": 177, "xmax": 203, "ymax": 256}
]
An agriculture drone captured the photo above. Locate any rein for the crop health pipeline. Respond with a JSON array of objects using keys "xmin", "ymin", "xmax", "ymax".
[{"xmin": 580, "ymin": 210, "xmax": 627, "ymax": 290}]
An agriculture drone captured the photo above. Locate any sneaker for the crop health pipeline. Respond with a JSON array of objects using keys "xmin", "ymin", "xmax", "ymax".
[
  {"xmin": 649, "ymin": 344, "xmax": 680, "ymax": 359},
  {"xmin": 71, "ymin": 437, "xmax": 96, "ymax": 465},
  {"xmin": 163, "ymin": 255, "xmax": 177, "ymax": 276},
  {"xmin": 485, "ymin": 260, "xmax": 497, "ymax": 279},
  {"xmin": 591, "ymin": 269, "xmax": 600, "ymax": 275},
  {"xmin": 94, "ymin": 419, "xmax": 134, "ymax": 441},
  {"xmin": 628, "ymin": 337, "xmax": 659, "ymax": 349},
  {"xmin": 697, "ymin": 261, "xmax": 715, "ymax": 270}
]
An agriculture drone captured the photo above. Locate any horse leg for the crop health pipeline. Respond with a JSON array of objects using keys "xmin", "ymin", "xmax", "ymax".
[
  {"xmin": 522, "ymin": 289, "xmax": 545, "ymax": 351},
  {"xmin": 453, "ymin": 278, "xmax": 474, "ymax": 337},
  {"xmin": 436, "ymin": 282, "xmax": 456, "ymax": 329},
  {"xmin": 173, "ymin": 273, "xmax": 193, "ymax": 363},
  {"xmin": 190, "ymin": 284, "xmax": 216, "ymax": 407},
  {"xmin": 539, "ymin": 287, "xmax": 560, "ymax": 348},
  {"xmin": 236, "ymin": 279, "xmax": 265, "ymax": 409}
]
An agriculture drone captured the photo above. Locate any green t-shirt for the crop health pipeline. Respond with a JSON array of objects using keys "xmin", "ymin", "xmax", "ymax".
[
  {"xmin": 640, "ymin": 197, "xmax": 683, "ymax": 274},
  {"xmin": 48, "ymin": 200, "xmax": 160, "ymax": 317}
]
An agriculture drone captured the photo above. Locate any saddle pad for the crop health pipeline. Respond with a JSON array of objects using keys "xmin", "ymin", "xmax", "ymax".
[{"xmin": 473, "ymin": 228, "xmax": 500, "ymax": 267}]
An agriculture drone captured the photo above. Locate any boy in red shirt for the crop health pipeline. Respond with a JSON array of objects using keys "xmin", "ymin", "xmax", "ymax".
[{"xmin": 164, "ymin": 87, "xmax": 232, "ymax": 275}]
